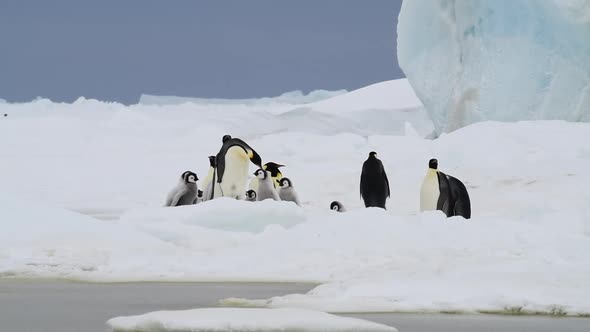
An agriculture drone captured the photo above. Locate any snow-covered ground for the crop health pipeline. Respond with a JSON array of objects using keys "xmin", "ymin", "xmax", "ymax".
[
  {"xmin": 107, "ymin": 308, "xmax": 397, "ymax": 332},
  {"xmin": 1, "ymin": 78, "xmax": 589, "ymax": 315}
]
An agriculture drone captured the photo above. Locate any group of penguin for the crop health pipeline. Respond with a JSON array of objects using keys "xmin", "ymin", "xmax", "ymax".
[
  {"xmin": 165, "ymin": 135, "xmax": 471, "ymax": 219},
  {"xmin": 165, "ymin": 135, "xmax": 299, "ymax": 208}
]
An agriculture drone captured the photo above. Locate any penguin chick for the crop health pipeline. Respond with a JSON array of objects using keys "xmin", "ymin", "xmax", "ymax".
[
  {"xmin": 165, "ymin": 171, "xmax": 199, "ymax": 207},
  {"xmin": 330, "ymin": 201, "xmax": 346, "ymax": 212},
  {"xmin": 245, "ymin": 189, "xmax": 257, "ymax": 202},
  {"xmin": 194, "ymin": 189, "xmax": 204, "ymax": 204},
  {"xmin": 278, "ymin": 177, "xmax": 300, "ymax": 206},
  {"xmin": 360, "ymin": 151, "xmax": 390, "ymax": 209},
  {"xmin": 253, "ymin": 169, "xmax": 280, "ymax": 201},
  {"xmin": 249, "ymin": 161, "xmax": 285, "ymax": 192}
]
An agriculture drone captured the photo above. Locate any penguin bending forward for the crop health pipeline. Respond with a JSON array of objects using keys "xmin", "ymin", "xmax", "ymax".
[
  {"xmin": 212, "ymin": 136, "xmax": 262, "ymax": 200},
  {"xmin": 165, "ymin": 171, "xmax": 199, "ymax": 207},
  {"xmin": 254, "ymin": 169, "xmax": 280, "ymax": 201},
  {"xmin": 360, "ymin": 152, "xmax": 390, "ymax": 209},
  {"xmin": 420, "ymin": 158, "xmax": 471, "ymax": 219}
]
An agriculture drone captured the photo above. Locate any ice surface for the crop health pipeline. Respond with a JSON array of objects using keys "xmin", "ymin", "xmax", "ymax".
[
  {"xmin": 397, "ymin": 0, "xmax": 590, "ymax": 134},
  {"xmin": 1, "ymin": 80, "xmax": 590, "ymax": 314},
  {"xmin": 106, "ymin": 308, "xmax": 397, "ymax": 332}
]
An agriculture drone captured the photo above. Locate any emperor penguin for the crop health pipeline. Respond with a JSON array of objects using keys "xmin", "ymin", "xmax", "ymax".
[
  {"xmin": 420, "ymin": 158, "xmax": 471, "ymax": 219},
  {"xmin": 165, "ymin": 171, "xmax": 199, "ymax": 207},
  {"xmin": 245, "ymin": 189, "xmax": 257, "ymax": 202},
  {"xmin": 200, "ymin": 156, "xmax": 216, "ymax": 202},
  {"xmin": 360, "ymin": 152, "xmax": 390, "ymax": 209},
  {"xmin": 211, "ymin": 136, "xmax": 262, "ymax": 200},
  {"xmin": 254, "ymin": 169, "xmax": 280, "ymax": 201},
  {"xmin": 278, "ymin": 177, "xmax": 300, "ymax": 206},
  {"xmin": 194, "ymin": 190, "xmax": 204, "ymax": 204},
  {"xmin": 249, "ymin": 162, "xmax": 285, "ymax": 192},
  {"xmin": 330, "ymin": 201, "xmax": 346, "ymax": 212}
]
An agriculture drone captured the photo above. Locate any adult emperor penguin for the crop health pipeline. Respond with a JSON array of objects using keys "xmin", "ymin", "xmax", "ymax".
[
  {"xmin": 249, "ymin": 161, "xmax": 285, "ymax": 191},
  {"xmin": 420, "ymin": 158, "xmax": 471, "ymax": 219},
  {"xmin": 360, "ymin": 152, "xmax": 390, "ymax": 209},
  {"xmin": 165, "ymin": 171, "xmax": 199, "ymax": 207},
  {"xmin": 330, "ymin": 201, "xmax": 346, "ymax": 212},
  {"xmin": 254, "ymin": 169, "xmax": 280, "ymax": 201},
  {"xmin": 200, "ymin": 156, "xmax": 216, "ymax": 202},
  {"xmin": 278, "ymin": 177, "xmax": 300, "ymax": 206},
  {"xmin": 245, "ymin": 189, "xmax": 257, "ymax": 202},
  {"xmin": 211, "ymin": 136, "xmax": 263, "ymax": 200}
]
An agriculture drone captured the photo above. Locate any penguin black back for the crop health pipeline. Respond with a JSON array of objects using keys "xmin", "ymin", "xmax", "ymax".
[
  {"xmin": 436, "ymin": 169, "xmax": 471, "ymax": 219},
  {"xmin": 448, "ymin": 175, "xmax": 471, "ymax": 219},
  {"xmin": 360, "ymin": 152, "xmax": 390, "ymax": 209}
]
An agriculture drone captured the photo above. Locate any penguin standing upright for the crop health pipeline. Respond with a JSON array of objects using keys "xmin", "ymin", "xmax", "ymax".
[
  {"xmin": 201, "ymin": 156, "xmax": 216, "ymax": 202},
  {"xmin": 360, "ymin": 152, "xmax": 390, "ymax": 209},
  {"xmin": 165, "ymin": 171, "xmax": 199, "ymax": 207},
  {"xmin": 249, "ymin": 162, "xmax": 285, "ymax": 191},
  {"xmin": 420, "ymin": 158, "xmax": 471, "ymax": 219},
  {"xmin": 278, "ymin": 177, "xmax": 300, "ymax": 206},
  {"xmin": 212, "ymin": 136, "xmax": 262, "ymax": 200},
  {"xmin": 254, "ymin": 169, "xmax": 280, "ymax": 201}
]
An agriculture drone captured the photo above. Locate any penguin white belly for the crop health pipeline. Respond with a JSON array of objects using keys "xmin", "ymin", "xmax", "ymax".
[
  {"xmin": 219, "ymin": 147, "xmax": 250, "ymax": 199},
  {"xmin": 420, "ymin": 170, "xmax": 440, "ymax": 212}
]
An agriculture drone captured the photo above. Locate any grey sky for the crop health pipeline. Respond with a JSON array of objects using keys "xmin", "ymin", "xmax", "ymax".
[{"xmin": 0, "ymin": 0, "xmax": 403, "ymax": 104}]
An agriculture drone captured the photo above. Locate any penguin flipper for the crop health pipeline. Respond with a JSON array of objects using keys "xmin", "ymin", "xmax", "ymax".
[{"xmin": 383, "ymin": 171, "xmax": 390, "ymax": 198}]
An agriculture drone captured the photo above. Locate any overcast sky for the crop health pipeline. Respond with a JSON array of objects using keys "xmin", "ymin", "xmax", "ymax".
[{"xmin": 0, "ymin": 0, "xmax": 403, "ymax": 104}]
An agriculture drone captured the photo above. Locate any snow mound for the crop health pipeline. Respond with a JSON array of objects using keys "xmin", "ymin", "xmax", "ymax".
[
  {"xmin": 139, "ymin": 89, "xmax": 347, "ymax": 106},
  {"xmin": 106, "ymin": 308, "xmax": 397, "ymax": 332},
  {"xmin": 121, "ymin": 198, "xmax": 306, "ymax": 233},
  {"xmin": 398, "ymin": 0, "xmax": 590, "ymax": 134}
]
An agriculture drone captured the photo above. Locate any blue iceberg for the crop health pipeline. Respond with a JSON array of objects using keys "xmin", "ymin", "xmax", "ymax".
[{"xmin": 397, "ymin": 0, "xmax": 590, "ymax": 134}]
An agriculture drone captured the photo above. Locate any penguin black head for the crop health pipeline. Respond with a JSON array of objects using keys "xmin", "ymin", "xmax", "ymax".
[
  {"xmin": 369, "ymin": 151, "xmax": 377, "ymax": 158},
  {"xmin": 3, "ymin": 114, "xmax": 6, "ymax": 117},
  {"xmin": 250, "ymin": 150, "xmax": 263, "ymax": 168},
  {"xmin": 222, "ymin": 135, "xmax": 232, "ymax": 143},
  {"xmin": 180, "ymin": 171, "xmax": 192, "ymax": 180},
  {"xmin": 197, "ymin": 190, "xmax": 203, "ymax": 198},
  {"xmin": 279, "ymin": 177, "xmax": 292, "ymax": 188},
  {"xmin": 330, "ymin": 201, "xmax": 343, "ymax": 212},
  {"xmin": 429, "ymin": 158, "xmax": 438, "ymax": 170},
  {"xmin": 264, "ymin": 162, "xmax": 285, "ymax": 177},
  {"xmin": 254, "ymin": 168, "xmax": 268, "ymax": 179},
  {"xmin": 246, "ymin": 189, "xmax": 257, "ymax": 199},
  {"xmin": 208, "ymin": 156, "xmax": 216, "ymax": 167},
  {"xmin": 183, "ymin": 171, "xmax": 198, "ymax": 183}
]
